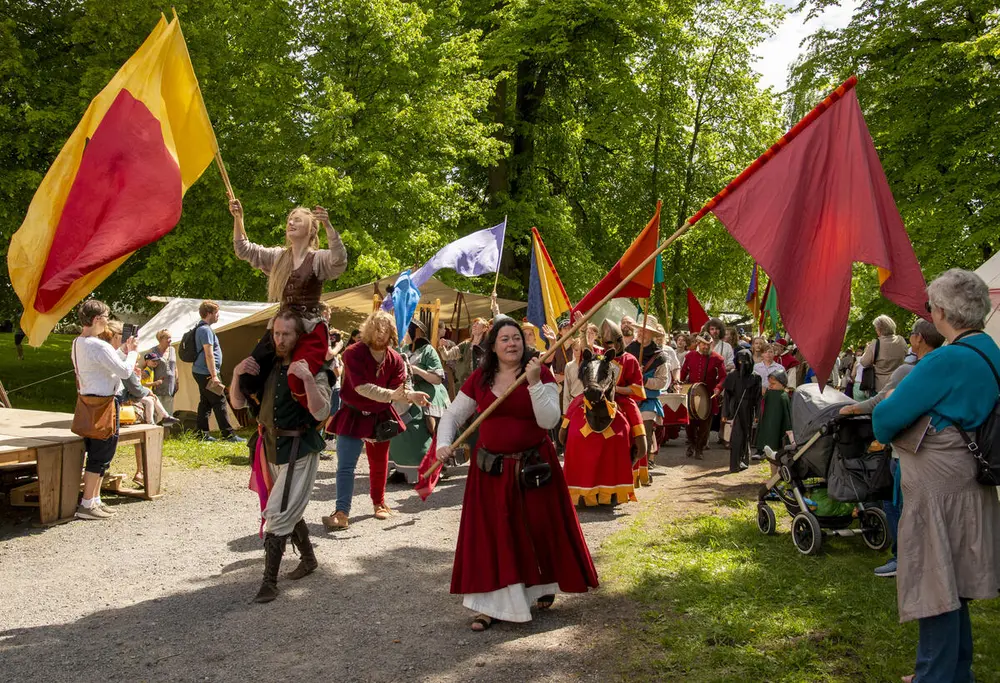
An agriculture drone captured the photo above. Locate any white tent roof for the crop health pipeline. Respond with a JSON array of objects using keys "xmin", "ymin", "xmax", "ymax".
[
  {"xmin": 974, "ymin": 252, "xmax": 1000, "ymax": 345},
  {"xmin": 136, "ymin": 298, "xmax": 274, "ymax": 351}
]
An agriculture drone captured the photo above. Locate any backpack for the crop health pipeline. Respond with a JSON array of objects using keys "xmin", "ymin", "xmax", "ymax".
[
  {"xmin": 952, "ymin": 339, "xmax": 1000, "ymax": 487},
  {"xmin": 178, "ymin": 321, "xmax": 208, "ymax": 364},
  {"xmin": 859, "ymin": 339, "xmax": 879, "ymax": 393}
]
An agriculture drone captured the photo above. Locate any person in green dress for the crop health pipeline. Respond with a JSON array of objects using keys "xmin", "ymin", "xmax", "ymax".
[
  {"xmin": 389, "ymin": 319, "xmax": 451, "ymax": 482},
  {"xmin": 755, "ymin": 369, "xmax": 794, "ymax": 461}
]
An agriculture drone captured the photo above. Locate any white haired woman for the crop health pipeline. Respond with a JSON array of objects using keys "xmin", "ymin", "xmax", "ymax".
[
  {"xmin": 872, "ymin": 269, "xmax": 1000, "ymax": 683},
  {"xmin": 859, "ymin": 314, "xmax": 908, "ymax": 392}
]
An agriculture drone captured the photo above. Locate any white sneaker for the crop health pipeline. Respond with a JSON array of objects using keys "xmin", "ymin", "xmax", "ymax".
[
  {"xmin": 98, "ymin": 502, "xmax": 117, "ymax": 515},
  {"xmin": 75, "ymin": 504, "xmax": 112, "ymax": 520}
]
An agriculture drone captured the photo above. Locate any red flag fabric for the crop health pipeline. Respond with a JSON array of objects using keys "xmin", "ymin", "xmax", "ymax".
[
  {"xmin": 709, "ymin": 84, "xmax": 927, "ymax": 384},
  {"xmin": 687, "ymin": 288, "xmax": 709, "ymax": 333},
  {"xmin": 574, "ymin": 202, "xmax": 660, "ymax": 315}
]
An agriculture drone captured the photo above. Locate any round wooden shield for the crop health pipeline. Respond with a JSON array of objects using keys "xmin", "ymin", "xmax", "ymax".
[{"xmin": 687, "ymin": 382, "xmax": 712, "ymax": 421}]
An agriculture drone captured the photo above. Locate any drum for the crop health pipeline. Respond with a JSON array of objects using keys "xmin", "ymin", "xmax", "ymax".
[
  {"xmin": 686, "ymin": 382, "xmax": 712, "ymax": 422},
  {"xmin": 660, "ymin": 390, "xmax": 689, "ymax": 426}
]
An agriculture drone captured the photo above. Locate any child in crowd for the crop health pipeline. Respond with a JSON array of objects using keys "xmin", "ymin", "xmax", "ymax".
[
  {"xmin": 756, "ymin": 370, "xmax": 794, "ymax": 474},
  {"xmin": 141, "ymin": 352, "xmax": 162, "ymax": 391}
]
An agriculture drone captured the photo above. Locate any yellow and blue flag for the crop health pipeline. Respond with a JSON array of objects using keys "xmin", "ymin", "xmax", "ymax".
[{"xmin": 527, "ymin": 227, "xmax": 571, "ymax": 349}]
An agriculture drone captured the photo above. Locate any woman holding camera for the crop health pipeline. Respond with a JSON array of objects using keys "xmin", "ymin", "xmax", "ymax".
[{"xmin": 434, "ymin": 317, "xmax": 598, "ymax": 632}]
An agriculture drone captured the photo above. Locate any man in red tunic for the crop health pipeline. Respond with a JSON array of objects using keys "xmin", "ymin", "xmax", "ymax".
[
  {"xmin": 679, "ymin": 333, "xmax": 726, "ymax": 459},
  {"xmin": 599, "ymin": 320, "xmax": 648, "ymax": 471}
]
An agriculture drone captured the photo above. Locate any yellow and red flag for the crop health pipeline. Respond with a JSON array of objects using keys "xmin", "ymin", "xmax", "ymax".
[
  {"xmin": 573, "ymin": 201, "xmax": 661, "ymax": 316},
  {"xmin": 8, "ymin": 13, "xmax": 218, "ymax": 345}
]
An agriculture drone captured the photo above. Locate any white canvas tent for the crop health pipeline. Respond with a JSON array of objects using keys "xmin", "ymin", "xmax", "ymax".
[
  {"xmin": 138, "ymin": 275, "xmax": 525, "ymax": 422},
  {"xmin": 975, "ymin": 251, "xmax": 1000, "ymax": 346}
]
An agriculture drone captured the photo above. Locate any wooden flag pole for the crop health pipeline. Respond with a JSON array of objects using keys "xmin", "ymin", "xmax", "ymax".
[
  {"xmin": 425, "ymin": 212, "xmax": 694, "ymax": 479},
  {"xmin": 637, "ymin": 301, "xmax": 650, "ymax": 366},
  {"xmin": 215, "ymin": 151, "xmax": 235, "ymax": 201}
]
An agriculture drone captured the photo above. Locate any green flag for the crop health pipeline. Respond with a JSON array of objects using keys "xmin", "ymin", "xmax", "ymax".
[
  {"xmin": 764, "ymin": 283, "xmax": 780, "ymax": 335},
  {"xmin": 654, "ymin": 253, "xmax": 664, "ymax": 285}
]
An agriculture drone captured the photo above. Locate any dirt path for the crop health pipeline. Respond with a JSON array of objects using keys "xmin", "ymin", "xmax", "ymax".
[{"xmin": 0, "ymin": 439, "xmax": 760, "ymax": 682}]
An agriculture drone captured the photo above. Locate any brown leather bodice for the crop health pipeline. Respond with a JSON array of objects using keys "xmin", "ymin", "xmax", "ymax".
[{"xmin": 283, "ymin": 251, "xmax": 323, "ymax": 317}]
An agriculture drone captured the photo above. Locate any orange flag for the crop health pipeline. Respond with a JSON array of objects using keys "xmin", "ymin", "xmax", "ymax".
[{"xmin": 574, "ymin": 201, "xmax": 661, "ymax": 315}]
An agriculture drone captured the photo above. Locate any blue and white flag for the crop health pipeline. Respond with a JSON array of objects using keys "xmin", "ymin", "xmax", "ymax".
[
  {"xmin": 411, "ymin": 219, "xmax": 506, "ymax": 289},
  {"xmin": 383, "ymin": 218, "xmax": 506, "ymax": 312}
]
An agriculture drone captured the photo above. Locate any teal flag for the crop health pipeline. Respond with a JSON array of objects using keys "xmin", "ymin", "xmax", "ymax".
[{"xmin": 654, "ymin": 253, "xmax": 665, "ymax": 285}]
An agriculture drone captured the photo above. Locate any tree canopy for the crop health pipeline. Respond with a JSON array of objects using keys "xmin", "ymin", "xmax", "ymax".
[{"xmin": 2, "ymin": 0, "xmax": 994, "ymax": 345}]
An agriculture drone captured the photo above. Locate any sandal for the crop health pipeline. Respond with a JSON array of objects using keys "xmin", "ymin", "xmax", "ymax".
[
  {"xmin": 536, "ymin": 595, "xmax": 555, "ymax": 610},
  {"xmin": 470, "ymin": 614, "xmax": 493, "ymax": 632},
  {"xmin": 133, "ymin": 472, "xmax": 144, "ymax": 486}
]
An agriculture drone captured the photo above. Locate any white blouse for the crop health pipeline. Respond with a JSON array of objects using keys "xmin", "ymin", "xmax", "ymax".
[{"xmin": 72, "ymin": 336, "xmax": 138, "ymax": 397}]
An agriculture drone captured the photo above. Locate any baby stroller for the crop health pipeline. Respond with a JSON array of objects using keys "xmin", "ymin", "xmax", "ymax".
[{"xmin": 756, "ymin": 384, "xmax": 893, "ymax": 555}]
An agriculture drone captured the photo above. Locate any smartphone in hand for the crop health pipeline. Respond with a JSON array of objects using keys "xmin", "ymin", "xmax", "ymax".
[{"xmin": 122, "ymin": 323, "xmax": 139, "ymax": 340}]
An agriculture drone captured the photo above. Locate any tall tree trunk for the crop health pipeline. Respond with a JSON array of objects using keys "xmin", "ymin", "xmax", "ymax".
[
  {"xmin": 675, "ymin": 41, "xmax": 720, "ymax": 229},
  {"xmin": 486, "ymin": 79, "xmax": 509, "ymax": 205},
  {"xmin": 509, "ymin": 59, "xmax": 547, "ymax": 200}
]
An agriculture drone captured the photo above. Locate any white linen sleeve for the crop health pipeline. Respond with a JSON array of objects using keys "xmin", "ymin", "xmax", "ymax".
[
  {"xmin": 309, "ymin": 372, "xmax": 333, "ymax": 422},
  {"xmin": 646, "ymin": 362, "xmax": 669, "ymax": 390},
  {"xmin": 97, "ymin": 344, "xmax": 138, "ymax": 380},
  {"xmin": 528, "ymin": 382, "xmax": 561, "ymax": 429},
  {"xmin": 437, "ymin": 391, "xmax": 477, "ymax": 448}
]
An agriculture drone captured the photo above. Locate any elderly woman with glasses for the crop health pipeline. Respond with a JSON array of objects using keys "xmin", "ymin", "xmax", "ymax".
[{"xmin": 872, "ymin": 269, "xmax": 1000, "ymax": 683}]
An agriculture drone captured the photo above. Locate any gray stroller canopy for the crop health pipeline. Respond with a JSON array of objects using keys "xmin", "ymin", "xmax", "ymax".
[{"xmin": 791, "ymin": 384, "xmax": 856, "ymax": 444}]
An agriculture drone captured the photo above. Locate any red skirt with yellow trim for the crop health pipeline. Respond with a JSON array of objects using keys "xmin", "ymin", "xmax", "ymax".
[{"xmin": 562, "ymin": 395, "xmax": 636, "ymax": 506}]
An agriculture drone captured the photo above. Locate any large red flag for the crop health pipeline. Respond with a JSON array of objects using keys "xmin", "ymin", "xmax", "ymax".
[
  {"xmin": 706, "ymin": 78, "xmax": 926, "ymax": 384},
  {"xmin": 574, "ymin": 202, "xmax": 660, "ymax": 315},
  {"xmin": 687, "ymin": 288, "xmax": 709, "ymax": 333}
]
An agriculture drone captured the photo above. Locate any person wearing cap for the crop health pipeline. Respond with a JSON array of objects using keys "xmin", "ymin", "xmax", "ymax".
[
  {"xmin": 389, "ymin": 318, "xmax": 451, "ymax": 483},
  {"xmin": 678, "ymin": 333, "xmax": 726, "ymax": 459},
  {"xmin": 626, "ymin": 315, "xmax": 678, "ymax": 468},
  {"xmin": 755, "ymin": 369, "xmax": 793, "ymax": 459}
]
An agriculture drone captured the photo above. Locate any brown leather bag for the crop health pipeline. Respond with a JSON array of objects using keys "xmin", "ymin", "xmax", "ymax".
[{"xmin": 71, "ymin": 338, "xmax": 117, "ymax": 440}]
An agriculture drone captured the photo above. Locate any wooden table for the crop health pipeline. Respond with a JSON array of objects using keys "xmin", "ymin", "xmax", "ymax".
[{"xmin": 0, "ymin": 408, "xmax": 163, "ymax": 524}]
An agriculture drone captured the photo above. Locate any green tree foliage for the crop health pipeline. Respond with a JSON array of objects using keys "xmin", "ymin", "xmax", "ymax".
[
  {"xmin": 789, "ymin": 0, "xmax": 1000, "ymax": 345},
  {"xmin": 1, "ymin": 0, "xmax": 789, "ymax": 330}
]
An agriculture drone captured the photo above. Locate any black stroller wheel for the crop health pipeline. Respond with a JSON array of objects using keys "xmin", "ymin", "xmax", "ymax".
[
  {"xmin": 791, "ymin": 512, "xmax": 823, "ymax": 555},
  {"xmin": 861, "ymin": 506, "xmax": 891, "ymax": 551},
  {"xmin": 756, "ymin": 504, "xmax": 777, "ymax": 536}
]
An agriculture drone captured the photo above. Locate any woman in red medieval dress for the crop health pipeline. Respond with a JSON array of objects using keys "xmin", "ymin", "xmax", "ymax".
[{"xmin": 433, "ymin": 317, "xmax": 599, "ymax": 631}]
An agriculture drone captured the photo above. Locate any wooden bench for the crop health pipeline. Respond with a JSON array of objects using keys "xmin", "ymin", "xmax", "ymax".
[{"xmin": 0, "ymin": 409, "xmax": 163, "ymax": 524}]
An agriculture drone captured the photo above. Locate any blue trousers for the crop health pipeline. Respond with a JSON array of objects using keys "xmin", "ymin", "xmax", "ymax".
[
  {"xmin": 335, "ymin": 435, "xmax": 389, "ymax": 515},
  {"xmin": 882, "ymin": 459, "xmax": 902, "ymax": 559},
  {"xmin": 915, "ymin": 600, "xmax": 974, "ymax": 683}
]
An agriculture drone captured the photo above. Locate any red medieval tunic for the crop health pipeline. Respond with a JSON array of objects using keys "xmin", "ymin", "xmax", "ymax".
[
  {"xmin": 327, "ymin": 343, "xmax": 407, "ymax": 438},
  {"xmin": 612, "ymin": 351, "xmax": 648, "ymax": 485},
  {"xmin": 451, "ymin": 367, "xmax": 599, "ymax": 613},
  {"xmin": 561, "ymin": 394, "xmax": 636, "ymax": 506},
  {"xmin": 679, "ymin": 351, "xmax": 727, "ymax": 415}
]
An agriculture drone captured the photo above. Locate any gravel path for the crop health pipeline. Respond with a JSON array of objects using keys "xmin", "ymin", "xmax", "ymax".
[{"xmin": 0, "ymin": 437, "xmax": 759, "ymax": 682}]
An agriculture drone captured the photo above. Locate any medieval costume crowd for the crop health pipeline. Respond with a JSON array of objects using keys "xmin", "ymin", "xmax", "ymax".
[{"xmin": 68, "ymin": 198, "xmax": 1000, "ymax": 682}]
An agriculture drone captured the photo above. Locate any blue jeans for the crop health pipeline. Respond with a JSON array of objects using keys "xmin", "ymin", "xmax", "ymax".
[
  {"xmin": 882, "ymin": 459, "xmax": 902, "ymax": 559},
  {"xmin": 915, "ymin": 599, "xmax": 974, "ymax": 682},
  {"xmin": 335, "ymin": 435, "xmax": 390, "ymax": 515}
]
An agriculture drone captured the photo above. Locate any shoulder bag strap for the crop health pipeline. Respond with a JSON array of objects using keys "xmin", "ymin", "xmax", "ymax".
[
  {"xmin": 952, "ymin": 339, "xmax": 1000, "ymax": 393},
  {"xmin": 71, "ymin": 337, "xmax": 83, "ymax": 394}
]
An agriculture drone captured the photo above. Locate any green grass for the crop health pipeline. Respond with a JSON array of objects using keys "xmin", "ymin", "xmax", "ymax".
[
  {"xmin": 601, "ymin": 501, "xmax": 1000, "ymax": 682},
  {"xmin": 0, "ymin": 332, "xmax": 77, "ymax": 412}
]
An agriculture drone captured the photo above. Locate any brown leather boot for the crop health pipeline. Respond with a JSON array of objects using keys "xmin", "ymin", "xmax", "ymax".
[
  {"xmin": 253, "ymin": 533, "xmax": 286, "ymax": 603},
  {"xmin": 287, "ymin": 519, "xmax": 318, "ymax": 580}
]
